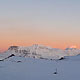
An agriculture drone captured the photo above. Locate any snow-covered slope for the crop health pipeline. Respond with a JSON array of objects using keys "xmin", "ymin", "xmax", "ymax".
[
  {"xmin": 0, "ymin": 55, "xmax": 80, "ymax": 80},
  {"xmin": 65, "ymin": 47, "xmax": 80, "ymax": 56},
  {"xmin": 0, "ymin": 44, "xmax": 80, "ymax": 60}
]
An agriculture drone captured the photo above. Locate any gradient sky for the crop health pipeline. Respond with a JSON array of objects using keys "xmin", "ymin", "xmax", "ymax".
[{"xmin": 0, "ymin": 0, "xmax": 80, "ymax": 51}]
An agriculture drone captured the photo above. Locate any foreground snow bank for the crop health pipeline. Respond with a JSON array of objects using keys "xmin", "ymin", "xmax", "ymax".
[{"xmin": 0, "ymin": 55, "xmax": 80, "ymax": 80}]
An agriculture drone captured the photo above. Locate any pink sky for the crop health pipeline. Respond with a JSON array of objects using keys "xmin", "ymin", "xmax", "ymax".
[{"xmin": 0, "ymin": 0, "xmax": 80, "ymax": 51}]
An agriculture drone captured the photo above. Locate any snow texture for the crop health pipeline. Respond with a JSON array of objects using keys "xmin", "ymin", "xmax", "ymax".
[{"xmin": 0, "ymin": 55, "xmax": 80, "ymax": 80}]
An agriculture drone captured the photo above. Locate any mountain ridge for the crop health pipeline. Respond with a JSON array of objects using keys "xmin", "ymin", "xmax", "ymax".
[{"xmin": 0, "ymin": 44, "xmax": 80, "ymax": 60}]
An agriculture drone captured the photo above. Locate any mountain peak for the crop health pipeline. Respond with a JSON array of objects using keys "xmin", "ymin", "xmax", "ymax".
[
  {"xmin": 8, "ymin": 46, "xmax": 19, "ymax": 50},
  {"xmin": 65, "ymin": 46, "xmax": 77, "ymax": 50},
  {"xmin": 32, "ymin": 44, "xmax": 52, "ymax": 49},
  {"xmin": 70, "ymin": 46, "xmax": 77, "ymax": 48}
]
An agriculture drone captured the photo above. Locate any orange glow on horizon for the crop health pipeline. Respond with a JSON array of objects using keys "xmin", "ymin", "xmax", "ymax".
[{"xmin": 0, "ymin": 41, "xmax": 80, "ymax": 52}]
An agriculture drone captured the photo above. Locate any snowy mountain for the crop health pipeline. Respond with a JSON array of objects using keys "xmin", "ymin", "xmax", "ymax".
[
  {"xmin": 0, "ymin": 45, "xmax": 80, "ymax": 80},
  {"xmin": 0, "ymin": 44, "xmax": 80, "ymax": 60},
  {"xmin": 65, "ymin": 47, "xmax": 80, "ymax": 56}
]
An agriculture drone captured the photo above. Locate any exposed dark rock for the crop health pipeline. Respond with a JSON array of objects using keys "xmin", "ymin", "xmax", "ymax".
[
  {"xmin": 53, "ymin": 72, "xmax": 57, "ymax": 74},
  {"xmin": 0, "ymin": 59, "xmax": 4, "ymax": 61},
  {"xmin": 7, "ymin": 54, "xmax": 15, "ymax": 58},
  {"xmin": 39, "ymin": 57, "xmax": 48, "ymax": 60},
  {"xmin": 50, "ymin": 59, "xmax": 53, "ymax": 60},
  {"xmin": 17, "ymin": 61, "xmax": 22, "ymax": 63},
  {"xmin": 8, "ymin": 46, "xmax": 19, "ymax": 50},
  {"xmin": 39, "ymin": 57, "xmax": 44, "ymax": 59},
  {"xmin": 4, "ymin": 54, "xmax": 15, "ymax": 60},
  {"xmin": 53, "ymin": 68, "xmax": 58, "ymax": 75},
  {"xmin": 59, "ymin": 57, "xmax": 65, "ymax": 60}
]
